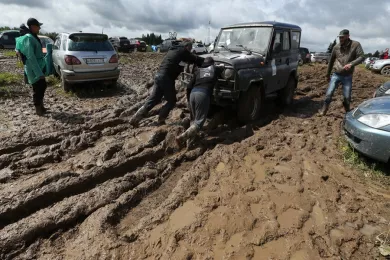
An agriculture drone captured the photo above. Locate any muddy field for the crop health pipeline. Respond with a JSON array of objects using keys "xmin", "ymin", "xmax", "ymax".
[{"xmin": 1, "ymin": 51, "xmax": 390, "ymax": 260}]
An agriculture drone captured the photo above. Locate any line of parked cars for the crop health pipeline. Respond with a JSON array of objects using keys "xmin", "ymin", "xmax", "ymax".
[
  {"xmin": 108, "ymin": 36, "xmax": 147, "ymax": 53},
  {"xmin": 0, "ymin": 29, "xmax": 54, "ymax": 54}
]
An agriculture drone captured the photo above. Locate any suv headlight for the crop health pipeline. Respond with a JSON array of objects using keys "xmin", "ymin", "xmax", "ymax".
[
  {"xmin": 357, "ymin": 114, "xmax": 390, "ymax": 128},
  {"xmin": 223, "ymin": 68, "xmax": 234, "ymax": 80}
]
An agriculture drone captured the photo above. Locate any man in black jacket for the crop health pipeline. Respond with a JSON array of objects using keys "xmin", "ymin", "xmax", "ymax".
[
  {"xmin": 176, "ymin": 57, "xmax": 223, "ymax": 145},
  {"xmin": 130, "ymin": 41, "xmax": 204, "ymax": 127}
]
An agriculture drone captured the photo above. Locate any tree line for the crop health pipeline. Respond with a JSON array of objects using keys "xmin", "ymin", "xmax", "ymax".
[{"xmin": 1, "ymin": 26, "xmax": 165, "ymax": 46}]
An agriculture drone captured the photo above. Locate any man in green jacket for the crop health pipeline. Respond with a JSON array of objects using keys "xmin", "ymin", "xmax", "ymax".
[
  {"xmin": 320, "ymin": 29, "xmax": 364, "ymax": 116},
  {"xmin": 18, "ymin": 18, "xmax": 47, "ymax": 116}
]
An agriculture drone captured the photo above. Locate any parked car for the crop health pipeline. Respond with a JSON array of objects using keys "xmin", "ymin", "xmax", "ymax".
[
  {"xmin": 0, "ymin": 30, "xmax": 20, "ymax": 49},
  {"xmin": 344, "ymin": 96, "xmax": 390, "ymax": 163},
  {"xmin": 373, "ymin": 81, "xmax": 390, "ymax": 97},
  {"xmin": 52, "ymin": 32, "xmax": 120, "ymax": 92},
  {"xmin": 370, "ymin": 59, "xmax": 390, "ymax": 76},
  {"xmin": 38, "ymin": 35, "xmax": 54, "ymax": 54},
  {"xmin": 156, "ymin": 39, "xmax": 182, "ymax": 52},
  {"xmin": 192, "ymin": 43, "xmax": 208, "ymax": 54},
  {"xmin": 129, "ymin": 39, "xmax": 147, "ymax": 52},
  {"xmin": 364, "ymin": 57, "xmax": 379, "ymax": 69},
  {"xmin": 109, "ymin": 36, "xmax": 132, "ymax": 52},
  {"xmin": 180, "ymin": 21, "xmax": 301, "ymax": 123},
  {"xmin": 311, "ymin": 52, "xmax": 331, "ymax": 64},
  {"xmin": 298, "ymin": 47, "xmax": 310, "ymax": 65}
]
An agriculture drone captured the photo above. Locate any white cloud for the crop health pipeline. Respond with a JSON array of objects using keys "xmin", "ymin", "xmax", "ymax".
[{"xmin": 0, "ymin": 0, "xmax": 389, "ymax": 53}]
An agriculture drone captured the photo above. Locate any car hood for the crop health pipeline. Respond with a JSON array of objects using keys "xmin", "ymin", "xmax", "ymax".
[
  {"xmin": 200, "ymin": 51, "xmax": 265, "ymax": 69},
  {"xmin": 358, "ymin": 96, "xmax": 390, "ymax": 114}
]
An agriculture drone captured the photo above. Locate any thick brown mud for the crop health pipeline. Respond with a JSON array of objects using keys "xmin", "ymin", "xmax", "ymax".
[{"xmin": 1, "ymin": 51, "xmax": 390, "ymax": 260}]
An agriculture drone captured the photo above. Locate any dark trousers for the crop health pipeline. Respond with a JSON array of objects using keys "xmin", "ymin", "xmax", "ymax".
[
  {"xmin": 144, "ymin": 74, "xmax": 176, "ymax": 119},
  {"xmin": 32, "ymin": 78, "xmax": 47, "ymax": 106}
]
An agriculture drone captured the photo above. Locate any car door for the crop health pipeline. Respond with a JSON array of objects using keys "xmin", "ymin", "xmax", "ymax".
[{"xmin": 267, "ymin": 30, "xmax": 285, "ymax": 92}]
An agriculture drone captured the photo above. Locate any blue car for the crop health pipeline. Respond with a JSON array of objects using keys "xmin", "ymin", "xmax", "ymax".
[{"xmin": 344, "ymin": 96, "xmax": 390, "ymax": 163}]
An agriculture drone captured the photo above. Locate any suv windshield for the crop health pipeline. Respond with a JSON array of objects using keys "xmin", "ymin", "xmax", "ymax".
[
  {"xmin": 68, "ymin": 35, "xmax": 114, "ymax": 51},
  {"xmin": 215, "ymin": 27, "xmax": 272, "ymax": 54}
]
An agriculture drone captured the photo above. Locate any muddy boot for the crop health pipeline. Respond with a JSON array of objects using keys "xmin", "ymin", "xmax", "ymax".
[
  {"xmin": 130, "ymin": 105, "xmax": 148, "ymax": 127},
  {"xmin": 319, "ymin": 103, "xmax": 329, "ymax": 116},
  {"xmin": 343, "ymin": 100, "xmax": 351, "ymax": 113},
  {"xmin": 41, "ymin": 101, "xmax": 47, "ymax": 114},
  {"xmin": 175, "ymin": 125, "xmax": 198, "ymax": 146},
  {"xmin": 35, "ymin": 105, "xmax": 45, "ymax": 116}
]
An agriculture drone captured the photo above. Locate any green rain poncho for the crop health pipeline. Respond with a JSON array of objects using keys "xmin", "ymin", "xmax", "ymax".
[{"xmin": 15, "ymin": 34, "xmax": 54, "ymax": 84}]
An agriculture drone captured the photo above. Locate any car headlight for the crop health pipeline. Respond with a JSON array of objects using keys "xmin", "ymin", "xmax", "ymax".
[
  {"xmin": 357, "ymin": 114, "xmax": 390, "ymax": 128},
  {"xmin": 223, "ymin": 68, "xmax": 234, "ymax": 80}
]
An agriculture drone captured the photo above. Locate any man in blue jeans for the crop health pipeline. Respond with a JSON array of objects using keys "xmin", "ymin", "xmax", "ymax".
[
  {"xmin": 130, "ymin": 41, "xmax": 204, "ymax": 127},
  {"xmin": 320, "ymin": 29, "xmax": 364, "ymax": 116}
]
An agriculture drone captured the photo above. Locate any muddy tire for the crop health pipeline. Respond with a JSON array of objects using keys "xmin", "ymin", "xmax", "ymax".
[
  {"xmin": 237, "ymin": 84, "xmax": 264, "ymax": 123},
  {"xmin": 277, "ymin": 77, "xmax": 296, "ymax": 107},
  {"xmin": 381, "ymin": 65, "xmax": 390, "ymax": 76},
  {"xmin": 0, "ymin": 44, "xmax": 4, "ymax": 49},
  {"xmin": 61, "ymin": 73, "xmax": 71, "ymax": 93},
  {"xmin": 298, "ymin": 59, "xmax": 303, "ymax": 66}
]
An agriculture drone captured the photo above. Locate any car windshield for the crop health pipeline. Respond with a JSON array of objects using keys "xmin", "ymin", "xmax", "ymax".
[
  {"xmin": 39, "ymin": 37, "xmax": 54, "ymax": 48},
  {"xmin": 68, "ymin": 35, "xmax": 114, "ymax": 51},
  {"xmin": 215, "ymin": 27, "xmax": 272, "ymax": 54}
]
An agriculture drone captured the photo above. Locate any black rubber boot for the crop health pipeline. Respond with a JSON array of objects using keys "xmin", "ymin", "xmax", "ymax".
[
  {"xmin": 35, "ymin": 105, "xmax": 45, "ymax": 116},
  {"xmin": 343, "ymin": 100, "xmax": 351, "ymax": 113}
]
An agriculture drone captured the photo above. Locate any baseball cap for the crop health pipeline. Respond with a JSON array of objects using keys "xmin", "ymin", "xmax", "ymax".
[
  {"xmin": 338, "ymin": 29, "xmax": 349, "ymax": 37},
  {"xmin": 27, "ymin": 18, "xmax": 43, "ymax": 27}
]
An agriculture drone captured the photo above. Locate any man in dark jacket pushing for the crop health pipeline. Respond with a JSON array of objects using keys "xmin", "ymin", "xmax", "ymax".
[
  {"xmin": 130, "ymin": 41, "xmax": 204, "ymax": 127},
  {"xmin": 176, "ymin": 57, "xmax": 223, "ymax": 144}
]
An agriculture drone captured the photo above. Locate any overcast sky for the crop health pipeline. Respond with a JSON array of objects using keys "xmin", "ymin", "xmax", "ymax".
[{"xmin": 0, "ymin": 0, "xmax": 389, "ymax": 53}]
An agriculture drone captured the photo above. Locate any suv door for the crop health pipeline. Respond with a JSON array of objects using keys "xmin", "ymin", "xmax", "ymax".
[{"xmin": 267, "ymin": 30, "xmax": 285, "ymax": 92}]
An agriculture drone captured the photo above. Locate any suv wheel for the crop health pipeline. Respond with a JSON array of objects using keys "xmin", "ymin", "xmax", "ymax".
[
  {"xmin": 277, "ymin": 77, "xmax": 296, "ymax": 107},
  {"xmin": 298, "ymin": 59, "xmax": 303, "ymax": 66},
  {"xmin": 237, "ymin": 84, "xmax": 264, "ymax": 123},
  {"xmin": 61, "ymin": 73, "xmax": 71, "ymax": 92},
  {"xmin": 0, "ymin": 44, "xmax": 4, "ymax": 49},
  {"xmin": 381, "ymin": 65, "xmax": 390, "ymax": 76}
]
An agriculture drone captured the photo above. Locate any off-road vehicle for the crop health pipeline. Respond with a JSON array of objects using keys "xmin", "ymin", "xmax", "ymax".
[{"xmin": 180, "ymin": 21, "xmax": 301, "ymax": 123}]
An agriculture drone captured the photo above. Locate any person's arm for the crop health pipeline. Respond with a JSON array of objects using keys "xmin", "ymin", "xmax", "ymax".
[
  {"xmin": 186, "ymin": 69, "xmax": 197, "ymax": 101},
  {"xmin": 350, "ymin": 43, "xmax": 364, "ymax": 67},
  {"xmin": 182, "ymin": 50, "xmax": 205, "ymax": 66},
  {"xmin": 23, "ymin": 37, "xmax": 44, "ymax": 79},
  {"xmin": 326, "ymin": 48, "xmax": 336, "ymax": 77}
]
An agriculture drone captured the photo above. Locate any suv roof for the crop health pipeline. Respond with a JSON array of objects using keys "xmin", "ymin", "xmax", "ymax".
[{"xmin": 223, "ymin": 21, "xmax": 301, "ymax": 30}]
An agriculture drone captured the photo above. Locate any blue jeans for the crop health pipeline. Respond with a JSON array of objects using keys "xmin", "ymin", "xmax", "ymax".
[{"xmin": 324, "ymin": 73, "xmax": 352, "ymax": 105}]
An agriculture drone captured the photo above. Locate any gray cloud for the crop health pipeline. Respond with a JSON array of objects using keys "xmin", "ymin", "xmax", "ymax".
[
  {"xmin": 0, "ymin": 0, "xmax": 50, "ymax": 8},
  {"xmin": 0, "ymin": 0, "xmax": 389, "ymax": 53}
]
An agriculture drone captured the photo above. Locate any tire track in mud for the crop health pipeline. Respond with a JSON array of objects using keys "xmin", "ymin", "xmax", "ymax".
[{"xmin": 1, "ymin": 55, "xmax": 390, "ymax": 259}]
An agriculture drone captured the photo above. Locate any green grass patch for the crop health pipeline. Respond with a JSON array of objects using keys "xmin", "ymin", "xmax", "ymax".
[
  {"xmin": 0, "ymin": 72, "xmax": 22, "ymax": 86},
  {"xmin": 3, "ymin": 50, "xmax": 16, "ymax": 57},
  {"xmin": 46, "ymin": 75, "xmax": 60, "ymax": 86},
  {"xmin": 339, "ymin": 138, "xmax": 389, "ymax": 177}
]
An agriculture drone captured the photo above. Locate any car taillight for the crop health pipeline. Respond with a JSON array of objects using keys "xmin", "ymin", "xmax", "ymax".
[
  {"xmin": 109, "ymin": 54, "xmax": 118, "ymax": 63},
  {"xmin": 64, "ymin": 55, "xmax": 81, "ymax": 65}
]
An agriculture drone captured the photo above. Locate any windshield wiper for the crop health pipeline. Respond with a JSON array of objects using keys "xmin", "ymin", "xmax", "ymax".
[
  {"xmin": 216, "ymin": 44, "xmax": 232, "ymax": 52},
  {"xmin": 236, "ymin": 45, "xmax": 264, "ymax": 56},
  {"xmin": 236, "ymin": 45, "xmax": 252, "ymax": 54}
]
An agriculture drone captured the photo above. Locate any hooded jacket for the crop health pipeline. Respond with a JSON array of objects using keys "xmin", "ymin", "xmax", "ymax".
[
  {"xmin": 187, "ymin": 60, "xmax": 223, "ymax": 96},
  {"xmin": 327, "ymin": 39, "xmax": 364, "ymax": 76},
  {"xmin": 158, "ymin": 43, "xmax": 204, "ymax": 80}
]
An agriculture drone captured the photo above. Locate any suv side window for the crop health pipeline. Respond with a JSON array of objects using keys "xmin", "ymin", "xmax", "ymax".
[
  {"xmin": 283, "ymin": 31, "xmax": 290, "ymax": 50},
  {"xmin": 291, "ymin": 31, "xmax": 300, "ymax": 49},
  {"xmin": 272, "ymin": 32, "xmax": 283, "ymax": 53},
  {"xmin": 54, "ymin": 36, "xmax": 61, "ymax": 50},
  {"xmin": 61, "ymin": 35, "xmax": 67, "ymax": 50},
  {"xmin": 2, "ymin": 34, "xmax": 9, "ymax": 40}
]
